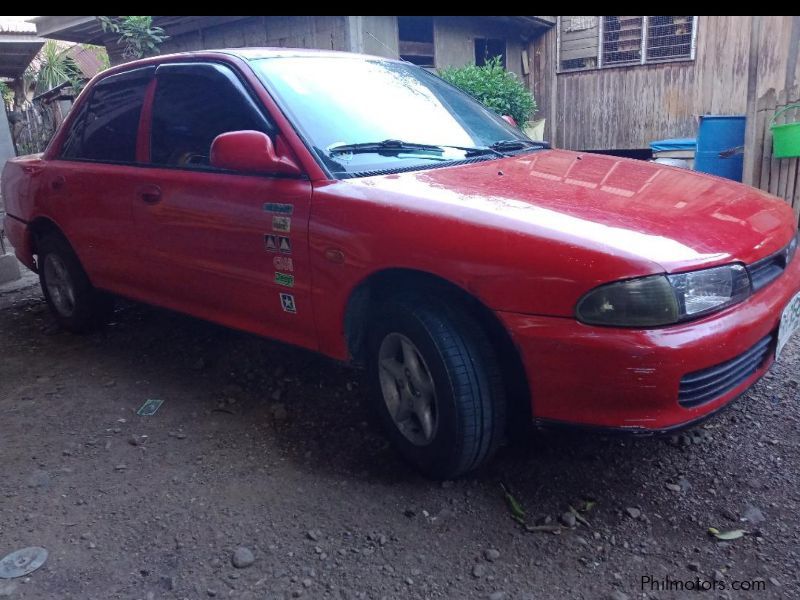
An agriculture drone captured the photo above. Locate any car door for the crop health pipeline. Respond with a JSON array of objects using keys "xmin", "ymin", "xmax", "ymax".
[
  {"xmin": 43, "ymin": 67, "xmax": 153, "ymax": 295},
  {"xmin": 131, "ymin": 61, "xmax": 316, "ymax": 349}
]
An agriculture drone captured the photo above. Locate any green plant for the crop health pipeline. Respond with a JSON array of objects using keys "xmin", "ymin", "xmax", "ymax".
[
  {"xmin": 30, "ymin": 41, "xmax": 83, "ymax": 94},
  {"xmin": 99, "ymin": 16, "xmax": 168, "ymax": 59},
  {"xmin": 439, "ymin": 57, "xmax": 536, "ymax": 128},
  {"xmin": 0, "ymin": 81, "xmax": 13, "ymax": 107}
]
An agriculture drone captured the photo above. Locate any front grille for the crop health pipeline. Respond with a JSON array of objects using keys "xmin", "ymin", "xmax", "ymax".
[
  {"xmin": 678, "ymin": 334, "xmax": 773, "ymax": 408},
  {"xmin": 747, "ymin": 235, "xmax": 798, "ymax": 291}
]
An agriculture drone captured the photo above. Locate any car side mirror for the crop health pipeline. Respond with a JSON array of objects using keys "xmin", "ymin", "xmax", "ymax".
[
  {"xmin": 501, "ymin": 115, "xmax": 517, "ymax": 127},
  {"xmin": 210, "ymin": 130, "xmax": 302, "ymax": 176}
]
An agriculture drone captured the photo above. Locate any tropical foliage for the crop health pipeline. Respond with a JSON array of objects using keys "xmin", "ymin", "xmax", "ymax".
[
  {"xmin": 0, "ymin": 81, "xmax": 13, "ymax": 108},
  {"xmin": 26, "ymin": 40, "xmax": 83, "ymax": 95},
  {"xmin": 439, "ymin": 57, "xmax": 536, "ymax": 128},
  {"xmin": 98, "ymin": 16, "xmax": 168, "ymax": 59}
]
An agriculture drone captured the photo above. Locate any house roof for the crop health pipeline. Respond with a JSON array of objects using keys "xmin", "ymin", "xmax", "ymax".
[
  {"xmin": 0, "ymin": 19, "xmax": 44, "ymax": 78},
  {"xmin": 31, "ymin": 15, "xmax": 556, "ymax": 47}
]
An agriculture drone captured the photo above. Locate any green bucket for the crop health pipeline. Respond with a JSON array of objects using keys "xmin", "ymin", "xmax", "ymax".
[{"xmin": 770, "ymin": 103, "xmax": 800, "ymax": 159}]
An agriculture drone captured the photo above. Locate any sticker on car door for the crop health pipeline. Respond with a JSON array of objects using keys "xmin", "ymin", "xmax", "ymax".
[
  {"xmin": 280, "ymin": 293, "xmax": 297, "ymax": 314},
  {"xmin": 272, "ymin": 215, "xmax": 291, "ymax": 233},
  {"xmin": 263, "ymin": 202, "xmax": 294, "ymax": 215}
]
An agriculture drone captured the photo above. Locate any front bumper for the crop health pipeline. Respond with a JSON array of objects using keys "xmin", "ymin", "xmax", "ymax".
[{"xmin": 498, "ymin": 251, "xmax": 800, "ymax": 431}]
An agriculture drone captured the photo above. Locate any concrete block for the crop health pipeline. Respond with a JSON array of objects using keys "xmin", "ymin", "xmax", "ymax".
[{"xmin": 0, "ymin": 252, "xmax": 21, "ymax": 284}]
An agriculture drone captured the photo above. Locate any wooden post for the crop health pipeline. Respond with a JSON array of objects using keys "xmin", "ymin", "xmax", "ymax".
[{"xmin": 742, "ymin": 15, "xmax": 762, "ymax": 186}]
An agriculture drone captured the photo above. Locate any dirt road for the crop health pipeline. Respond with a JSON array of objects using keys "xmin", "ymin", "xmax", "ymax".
[{"xmin": 1, "ymin": 275, "xmax": 798, "ymax": 599}]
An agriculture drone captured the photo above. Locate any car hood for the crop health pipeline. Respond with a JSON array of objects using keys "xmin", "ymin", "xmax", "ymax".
[{"xmin": 347, "ymin": 149, "xmax": 796, "ymax": 272}]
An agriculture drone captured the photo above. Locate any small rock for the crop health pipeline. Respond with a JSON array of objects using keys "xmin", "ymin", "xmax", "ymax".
[
  {"xmin": 713, "ymin": 570, "xmax": 725, "ymax": 581},
  {"xmin": 128, "ymin": 435, "xmax": 142, "ymax": 446},
  {"xmin": 272, "ymin": 404, "xmax": 288, "ymax": 420},
  {"xmin": 742, "ymin": 504, "xmax": 765, "ymax": 525},
  {"xmin": 608, "ymin": 592, "xmax": 629, "ymax": 600},
  {"xmin": 472, "ymin": 563, "xmax": 487, "ymax": 578},
  {"xmin": 678, "ymin": 477, "xmax": 692, "ymax": 492},
  {"xmin": 560, "ymin": 512, "xmax": 577, "ymax": 527},
  {"xmin": 377, "ymin": 534, "xmax": 388, "ymax": 546},
  {"xmin": 307, "ymin": 529, "xmax": 322, "ymax": 541},
  {"xmin": 27, "ymin": 469, "xmax": 51, "ymax": 488},
  {"xmin": 302, "ymin": 578, "xmax": 312, "ymax": 588},
  {"xmin": 232, "ymin": 546, "xmax": 255, "ymax": 568},
  {"xmin": 114, "ymin": 464, "xmax": 127, "ymax": 471},
  {"xmin": 625, "ymin": 507, "xmax": 641, "ymax": 519},
  {"xmin": 687, "ymin": 561, "xmax": 701, "ymax": 572},
  {"xmin": 484, "ymin": 548, "xmax": 500, "ymax": 562},
  {"xmin": 769, "ymin": 577, "xmax": 781, "ymax": 587},
  {"xmin": 665, "ymin": 483, "xmax": 681, "ymax": 492}
]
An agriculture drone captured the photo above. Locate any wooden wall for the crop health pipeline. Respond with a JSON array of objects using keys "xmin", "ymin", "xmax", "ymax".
[
  {"xmin": 433, "ymin": 17, "xmax": 527, "ymax": 78},
  {"xmin": 532, "ymin": 16, "xmax": 768, "ymax": 150},
  {"xmin": 157, "ymin": 16, "xmax": 348, "ymax": 55},
  {"xmin": 743, "ymin": 16, "xmax": 800, "ymax": 186},
  {"xmin": 748, "ymin": 86, "xmax": 800, "ymax": 226}
]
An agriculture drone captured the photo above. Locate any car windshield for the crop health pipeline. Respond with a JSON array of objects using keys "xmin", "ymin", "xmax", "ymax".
[{"xmin": 252, "ymin": 55, "xmax": 534, "ymax": 177}]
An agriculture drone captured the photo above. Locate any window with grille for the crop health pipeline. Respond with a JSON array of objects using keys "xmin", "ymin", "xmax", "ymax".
[
  {"xmin": 646, "ymin": 16, "xmax": 694, "ymax": 61},
  {"xmin": 558, "ymin": 16, "xmax": 696, "ymax": 72}
]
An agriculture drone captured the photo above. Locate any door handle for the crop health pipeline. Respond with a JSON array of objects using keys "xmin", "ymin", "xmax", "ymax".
[
  {"xmin": 138, "ymin": 185, "xmax": 162, "ymax": 204},
  {"xmin": 51, "ymin": 176, "xmax": 65, "ymax": 191}
]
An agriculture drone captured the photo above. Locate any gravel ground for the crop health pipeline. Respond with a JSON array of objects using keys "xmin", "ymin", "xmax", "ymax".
[{"xmin": 1, "ymin": 272, "xmax": 798, "ymax": 600}]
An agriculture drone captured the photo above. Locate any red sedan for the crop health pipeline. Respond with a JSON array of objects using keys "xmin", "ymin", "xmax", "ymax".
[{"xmin": 3, "ymin": 49, "xmax": 799, "ymax": 478}]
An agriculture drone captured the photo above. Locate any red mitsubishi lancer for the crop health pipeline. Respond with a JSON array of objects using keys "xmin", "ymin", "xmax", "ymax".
[{"xmin": 3, "ymin": 49, "xmax": 799, "ymax": 477}]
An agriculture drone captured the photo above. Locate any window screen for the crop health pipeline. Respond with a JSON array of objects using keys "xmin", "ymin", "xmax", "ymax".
[
  {"xmin": 150, "ymin": 65, "xmax": 270, "ymax": 168},
  {"xmin": 646, "ymin": 16, "xmax": 694, "ymax": 62},
  {"xmin": 558, "ymin": 16, "xmax": 695, "ymax": 72},
  {"xmin": 61, "ymin": 68, "xmax": 151, "ymax": 162}
]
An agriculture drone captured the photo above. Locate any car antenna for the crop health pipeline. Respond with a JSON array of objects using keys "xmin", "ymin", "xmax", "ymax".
[{"xmin": 365, "ymin": 30, "xmax": 404, "ymax": 61}]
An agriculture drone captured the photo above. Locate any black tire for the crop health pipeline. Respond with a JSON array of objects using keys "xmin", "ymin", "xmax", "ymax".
[
  {"xmin": 37, "ymin": 233, "xmax": 114, "ymax": 333},
  {"xmin": 367, "ymin": 294, "xmax": 506, "ymax": 478}
]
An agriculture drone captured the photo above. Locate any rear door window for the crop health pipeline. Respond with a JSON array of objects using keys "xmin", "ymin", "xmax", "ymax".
[
  {"xmin": 60, "ymin": 67, "xmax": 152, "ymax": 163},
  {"xmin": 149, "ymin": 63, "xmax": 272, "ymax": 169}
]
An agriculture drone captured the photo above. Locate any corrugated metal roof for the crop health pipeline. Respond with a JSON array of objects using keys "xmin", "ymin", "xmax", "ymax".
[{"xmin": 0, "ymin": 18, "xmax": 37, "ymax": 34}]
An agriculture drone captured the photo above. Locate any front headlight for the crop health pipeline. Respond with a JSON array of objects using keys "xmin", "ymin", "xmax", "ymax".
[{"xmin": 576, "ymin": 264, "xmax": 751, "ymax": 327}]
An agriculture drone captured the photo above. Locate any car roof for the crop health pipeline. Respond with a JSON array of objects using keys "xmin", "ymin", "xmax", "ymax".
[{"xmin": 90, "ymin": 48, "xmax": 404, "ymax": 89}]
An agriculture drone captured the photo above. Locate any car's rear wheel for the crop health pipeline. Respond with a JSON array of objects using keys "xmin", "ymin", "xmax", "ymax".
[
  {"xmin": 38, "ymin": 234, "xmax": 113, "ymax": 332},
  {"xmin": 367, "ymin": 294, "xmax": 506, "ymax": 478}
]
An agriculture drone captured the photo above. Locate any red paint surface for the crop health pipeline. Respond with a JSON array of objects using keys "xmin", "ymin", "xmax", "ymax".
[{"xmin": 3, "ymin": 49, "xmax": 799, "ymax": 431}]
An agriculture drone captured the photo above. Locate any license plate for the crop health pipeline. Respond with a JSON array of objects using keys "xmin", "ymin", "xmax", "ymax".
[{"xmin": 777, "ymin": 290, "xmax": 800, "ymax": 360}]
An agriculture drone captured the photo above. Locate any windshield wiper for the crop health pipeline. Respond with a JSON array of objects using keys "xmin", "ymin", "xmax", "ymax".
[
  {"xmin": 328, "ymin": 139, "xmax": 506, "ymax": 158},
  {"xmin": 490, "ymin": 139, "xmax": 550, "ymax": 152}
]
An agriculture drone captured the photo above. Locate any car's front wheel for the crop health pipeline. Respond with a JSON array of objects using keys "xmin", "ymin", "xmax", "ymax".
[
  {"xmin": 38, "ymin": 233, "xmax": 113, "ymax": 332},
  {"xmin": 367, "ymin": 294, "xmax": 506, "ymax": 478}
]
